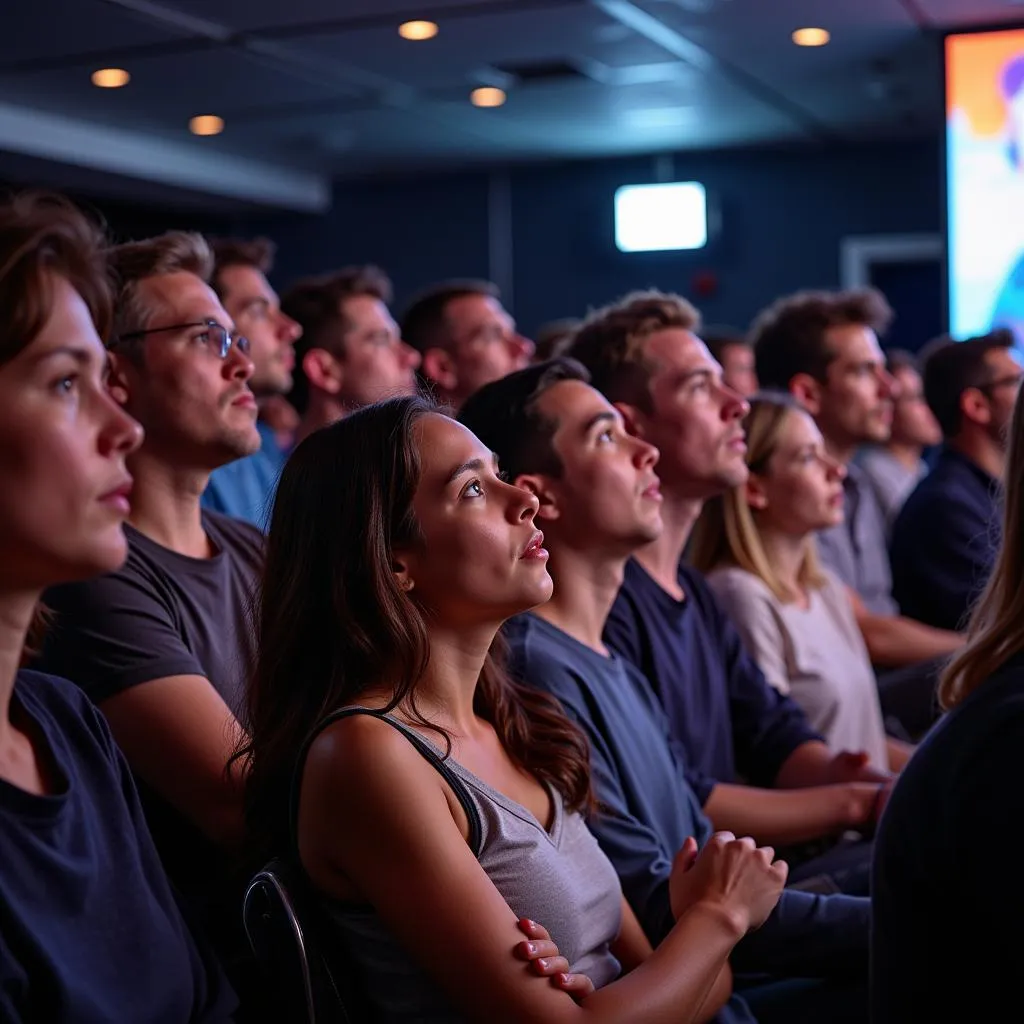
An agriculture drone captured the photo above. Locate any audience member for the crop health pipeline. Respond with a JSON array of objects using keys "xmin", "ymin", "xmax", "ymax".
[
  {"xmin": 38, "ymin": 231, "xmax": 262, "ymax": 979},
  {"xmin": 872, "ymin": 378, "xmax": 1024, "ymax": 1022},
  {"xmin": 690, "ymin": 393, "xmax": 910, "ymax": 771},
  {"xmin": 282, "ymin": 265, "xmax": 420, "ymax": 445},
  {"xmin": 857, "ymin": 349, "xmax": 939, "ymax": 530},
  {"xmin": 751, "ymin": 288, "xmax": 962, "ymax": 735},
  {"xmin": 202, "ymin": 237, "xmax": 302, "ymax": 526},
  {"xmin": 702, "ymin": 326, "xmax": 758, "ymax": 397},
  {"xmin": 400, "ymin": 279, "xmax": 533, "ymax": 410},
  {"xmin": 564, "ymin": 295, "xmax": 885, "ymax": 890},
  {"xmin": 237, "ymin": 396, "xmax": 786, "ymax": 1023},
  {"xmin": 0, "ymin": 193, "xmax": 235, "ymax": 1022},
  {"xmin": 463, "ymin": 361, "xmax": 873, "ymax": 1024},
  {"xmin": 890, "ymin": 330, "xmax": 1021, "ymax": 630}
]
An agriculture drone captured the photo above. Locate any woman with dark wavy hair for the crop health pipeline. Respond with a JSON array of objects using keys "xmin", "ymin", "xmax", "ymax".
[{"xmin": 238, "ymin": 396, "xmax": 786, "ymax": 1023}]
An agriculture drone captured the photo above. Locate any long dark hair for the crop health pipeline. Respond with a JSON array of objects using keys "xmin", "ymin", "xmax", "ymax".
[{"xmin": 236, "ymin": 396, "xmax": 592, "ymax": 864}]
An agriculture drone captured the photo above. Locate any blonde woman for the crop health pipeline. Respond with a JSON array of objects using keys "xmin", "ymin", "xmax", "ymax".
[
  {"xmin": 691, "ymin": 392, "xmax": 910, "ymax": 773},
  {"xmin": 870, "ymin": 381, "xmax": 1024, "ymax": 1020}
]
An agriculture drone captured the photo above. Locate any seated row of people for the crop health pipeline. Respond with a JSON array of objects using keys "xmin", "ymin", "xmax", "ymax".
[{"xmin": 3, "ymin": 187, "xmax": 1013, "ymax": 1023}]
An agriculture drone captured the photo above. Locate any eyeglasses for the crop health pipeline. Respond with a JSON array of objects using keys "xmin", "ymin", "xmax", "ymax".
[
  {"xmin": 978, "ymin": 373, "xmax": 1024, "ymax": 395},
  {"xmin": 112, "ymin": 320, "xmax": 251, "ymax": 360}
]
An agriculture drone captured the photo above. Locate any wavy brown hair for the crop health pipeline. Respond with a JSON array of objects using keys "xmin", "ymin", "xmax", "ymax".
[
  {"xmin": 940, "ymin": 382, "xmax": 1024, "ymax": 710},
  {"xmin": 236, "ymin": 396, "xmax": 593, "ymax": 864}
]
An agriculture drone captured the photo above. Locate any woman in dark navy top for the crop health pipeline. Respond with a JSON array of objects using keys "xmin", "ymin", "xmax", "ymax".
[
  {"xmin": 872, "ymin": 379, "xmax": 1024, "ymax": 1021},
  {"xmin": 0, "ymin": 193, "xmax": 235, "ymax": 1022}
]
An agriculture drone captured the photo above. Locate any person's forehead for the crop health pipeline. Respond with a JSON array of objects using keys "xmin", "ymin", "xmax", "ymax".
[
  {"xmin": 826, "ymin": 323, "xmax": 882, "ymax": 361},
  {"xmin": 644, "ymin": 327, "xmax": 715, "ymax": 374},
  {"xmin": 342, "ymin": 293, "xmax": 393, "ymax": 324},
  {"xmin": 417, "ymin": 413, "xmax": 490, "ymax": 475},
  {"xmin": 984, "ymin": 346, "xmax": 1023, "ymax": 373},
  {"xmin": 538, "ymin": 378, "xmax": 614, "ymax": 434},
  {"xmin": 221, "ymin": 264, "xmax": 276, "ymax": 302},
  {"xmin": 143, "ymin": 272, "xmax": 233, "ymax": 331},
  {"xmin": 780, "ymin": 406, "xmax": 821, "ymax": 446},
  {"xmin": 723, "ymin": 343, "xmax": 754, "ymax": 364},
  {"xmin": 893, "ymin": 365, "xmax": 922, "ymax": 392},
  {"xmin": 447, "ymin": 293, "xmax": 508, "ymax": 325}
]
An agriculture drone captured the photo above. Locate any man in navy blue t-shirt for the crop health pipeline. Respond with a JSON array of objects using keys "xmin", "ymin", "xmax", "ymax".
[
  {"xmin": 891, "ymin": 331, "xmax": 1020, "ymax": 630},
  {"xmin": 462, "ymin": 357, "xmax": 872, "ymax": 1023},
  {"xmin": 564, "ymin": 292, "xmax": 889, "ymax": 885}
]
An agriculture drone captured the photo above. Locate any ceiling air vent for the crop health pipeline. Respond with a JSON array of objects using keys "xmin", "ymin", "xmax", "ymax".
[{"xmin": 490, "ymin": 59, "xmax": 591, "ymax": 85}]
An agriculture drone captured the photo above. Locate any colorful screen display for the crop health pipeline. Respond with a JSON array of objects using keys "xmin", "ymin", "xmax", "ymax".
[{"xmin": 947, "ymin": 28, "xmax": 1024, "ymax": 342}]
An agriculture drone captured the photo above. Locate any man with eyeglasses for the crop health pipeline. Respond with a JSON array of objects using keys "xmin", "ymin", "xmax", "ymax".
[
  {"xmin": 890, "ymin": 330, "xmax": 1023, "ymax": 632},
  {"xmin": 201, "ymin": 237, "xmax": 302, "ymax": 526},
  {"xmin": 37, "ymin": 231, "xmax": 265, "ymax": 1013}
]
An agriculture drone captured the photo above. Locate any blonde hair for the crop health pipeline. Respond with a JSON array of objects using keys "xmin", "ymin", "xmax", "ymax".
[
  {"xmin": 690, "ymin": 392, "xmax": 825, "ymax": 602},
  {"xmin": 939, "ymin": 384, "xmax": 1024, "ymax": 709},
  {"xmin": 108, "ymin": 231, "xmax": 213, "ymax": 342},
  {"xmin": 566, "ymin": 290, "xmax": 701, "ymax": 412}
]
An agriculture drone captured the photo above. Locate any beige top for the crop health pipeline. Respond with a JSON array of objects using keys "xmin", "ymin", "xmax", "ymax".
[{"xmin": 709, "ymin": 566, "xmax": 889, "ymax": 770}]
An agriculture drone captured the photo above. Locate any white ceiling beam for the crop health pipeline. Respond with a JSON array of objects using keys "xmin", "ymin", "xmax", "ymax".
[{"xmin": 0, "ymin": 101, "xmax": 330, "ymax": 212}]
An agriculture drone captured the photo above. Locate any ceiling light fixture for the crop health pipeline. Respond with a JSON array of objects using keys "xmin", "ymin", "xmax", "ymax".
[
  {"xmin": 471, "ymin": 86, "xmax": 506, "ymax": 108},
  {"xmin": 792, "ymin": 27, "xmax": 830, "ymax": 47},
  {"xmin": 91, "ymin": 68, "xmax": 130, "ymax": 88},
  {"xmin": 399, "ymin": 20, "xmax": 438, "ymax": 40},
  {"xmin": 189, "ymin": 115, "xmax": 225, "ymax": 136}
]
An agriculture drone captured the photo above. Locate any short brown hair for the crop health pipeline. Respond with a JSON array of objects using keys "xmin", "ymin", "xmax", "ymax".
[
  {"xmin": 208, "ymin": 236, "xmax": 275, "ymax": 299},
  {"xmin": 400, "ymin": 279, "xmax": 499, "ymax": 354},
  {"xmin": 922, "ymin": 329, "xmax": 1015, "ymax": 438},
  {"xmin": 566, "ymin": 289, "xmax": 701, "ymax": 411},
  {"xmin": 751, "ymin": 287, "xmax": 893, "ymax": 391},
  {"xmin": 281, "ymin": 265, "xmax": 393, "ymax": 412},
  {"xmin": 0, "ymin": 191, "xmax": 112, "ymax": 364},
  {"xmin": 108, "ymin": 231, "xmax": 213, "ymax": 342}
]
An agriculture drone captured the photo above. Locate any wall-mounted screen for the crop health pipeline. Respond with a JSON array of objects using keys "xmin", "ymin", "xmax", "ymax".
[
  {"xmin": 947, "ymin": 27, "xmax": 1024, "ymax": 343},
  {"xmin": 614, "ymin": 181, "xmax": 707, "ymax": 252}
]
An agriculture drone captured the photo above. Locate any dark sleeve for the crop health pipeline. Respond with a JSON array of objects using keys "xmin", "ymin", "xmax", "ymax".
[
  {"xmin": 691, "ymin": 574, "xmax": 822, "ymax": 786},
  {"xmin": 39, "ymin": 571, "xmax": 205, "ymax": 704},
  {"xmin": 891, "ymin": 495, "xmax": 994, "ymax": 631}
]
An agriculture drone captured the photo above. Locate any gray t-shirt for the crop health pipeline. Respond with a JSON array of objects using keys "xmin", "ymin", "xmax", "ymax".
[
  {"xmin": 816, "ymin": 462, "xmax": 898, "ymax": 616},
  {"xmin": 708, "ymin": 566, "xmax": 889, "ymax": 770},
  {"xmin": 857, "ymin": 448, "xmax": 926, "ymax": 533},
  {"xmin": 318, "ymin": 710, "xmax": 622, "ymax": 1022},
  {"xmin": 38, "ymin": 510, "xmax": 263, "ymax": 957}
]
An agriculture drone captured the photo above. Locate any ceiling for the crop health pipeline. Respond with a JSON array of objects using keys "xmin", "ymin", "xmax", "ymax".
[{"xmin": 0, "ymin": 0, "xmax": 1020, "ymax": 210}]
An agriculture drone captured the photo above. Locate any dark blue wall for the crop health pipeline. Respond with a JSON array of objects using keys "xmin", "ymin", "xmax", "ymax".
[{"xmin": 255, "ymin": 138, "xmax": 944, "ymax": 335}]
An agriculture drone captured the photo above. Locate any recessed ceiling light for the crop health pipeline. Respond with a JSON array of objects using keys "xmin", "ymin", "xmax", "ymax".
[
  {"xmin": 792, "ymin": 27, "xmax": 830, "ymax": 47},
  {"xmin": 398, "ymin": 20, "xmax": 438, "ymax": 40},
  {"xmin": 189, "ymin": 115, "xmax": 225, "ymax": 136},
  {"xmin": 471, "ymin": 87, "xmax": 506, "ymax": 108},
  {"xmin": 91, "ymin": 68, "xmax": 130, "ymax": 88}
]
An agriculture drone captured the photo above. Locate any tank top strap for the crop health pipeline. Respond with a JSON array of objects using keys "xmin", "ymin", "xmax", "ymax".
[{"xmin": 290, "ymin": 706, "xmax": 484, "ymax": 858}]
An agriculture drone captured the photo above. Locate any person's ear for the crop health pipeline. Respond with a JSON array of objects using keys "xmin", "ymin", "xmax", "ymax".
[
  {"xmin": 391, "ymin": 554, "xmax": 416, "ymax": 595},
  {"xmin": 302, "ymin": 348, "xmax": 343, "ymax": 396},
  {"xmin": 789, "ymin": 373, "xmax": 824, "ymax": 417},
  {"xmin": 105, "ymin": 350, "xmax": 133, "ymax": 407},
  {"xmin": 614, "ymin": 401, "xmax": 649, "ymax": 440},
  {"xmin": 514, "ymin": 474, "xmax": 560, "ymax": 522},
  {"xmin": 421, "ymin": 348, "xmax": 458, "ymax": 392},
  {"xmin": 744, "ymin": 473, "xmax": 769, "ymax": 511},
  {"xmin": 961, "ymin": 387, "xmax": 991, "ymax": 428}
]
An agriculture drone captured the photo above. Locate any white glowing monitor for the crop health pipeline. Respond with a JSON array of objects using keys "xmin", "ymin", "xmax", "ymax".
[{"xmin": 614, "ymin": 181, "xmax": 708, "ymax": 252}]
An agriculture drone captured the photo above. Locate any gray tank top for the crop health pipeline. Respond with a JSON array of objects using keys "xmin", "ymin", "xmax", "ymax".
[{"xmin": 296, "ymin": 707, "xmax": 623, "ymax": 1022}]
